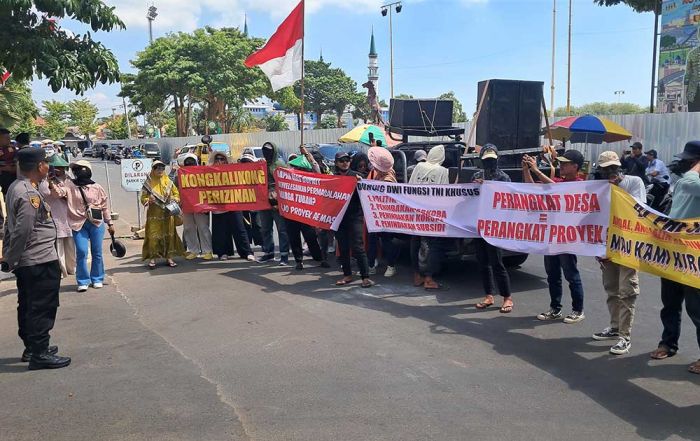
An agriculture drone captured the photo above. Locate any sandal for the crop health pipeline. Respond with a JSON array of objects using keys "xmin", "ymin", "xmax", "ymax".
[
  {"xmin": 336, "ymin": 277, "xmax": 353, "ymax": 286},
  {"xmin": 688, "ymin": 360, "xmax": 700, "ymax": 375},
  {"xmin": 361, "ymin": 279, "xmax": 375, "ymax": 288},
  {"xmin": 650, "ymin": 345, "xmax": 676, "ymax": 360},
  {"xmin": 424, "ymin": 282, "xmax": 448, "ymax": 291},
  {"xmin": 167, "ymin": 260, "xmax": 178, "ymax": 268},
  {"xmin": 500, "ymin": 298, "xmax": 514, "ymax": 314},
  {"xmin": 475, "ymin": 295, "xmax": 495, "ymax": 309},
  {"xmin": 413, "ymin": 274, "xmax": 425, "ymax": 287},
  {"xmin": 147, "ymin": 261, "xmax": 156, "ymax": 270}
]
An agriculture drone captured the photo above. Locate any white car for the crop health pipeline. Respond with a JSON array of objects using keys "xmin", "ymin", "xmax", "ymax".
[{"xmin": 240, "ymin": 147, "xmax": 264, "ymax": 161}]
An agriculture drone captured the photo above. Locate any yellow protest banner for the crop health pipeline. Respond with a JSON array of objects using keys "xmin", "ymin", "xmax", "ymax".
[{"xmin": 607, "ymin": 185, "xmax": 700, "ymax": 288}]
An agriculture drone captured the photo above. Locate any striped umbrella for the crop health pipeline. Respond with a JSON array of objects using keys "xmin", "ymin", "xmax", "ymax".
[{"xmin": 546, "ymin": 114, "xmax": 632, "ymax": 144}]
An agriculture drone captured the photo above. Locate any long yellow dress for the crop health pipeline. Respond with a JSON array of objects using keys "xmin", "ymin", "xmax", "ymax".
[{"xmin": 141, "ymin": 173, "xmax": 185, "ymax": 260}]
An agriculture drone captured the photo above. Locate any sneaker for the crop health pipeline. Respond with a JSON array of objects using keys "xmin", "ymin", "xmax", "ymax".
[
  {"xmin": 246, "ymin": 255, "xmax": 256, "ymax": 262},
  {"xmin": 185, "ymin": 252, "xmax": 198, "ymax": 260},
  {"xmin": 384, "ymin": 266, "xmax": 396, "ymax": 277},
  {"xmin": 536, "ymin": 308, "xmax": 562, "ymax": 321},
  {"xmin": 201, "ymin": 253, "xmax": 214, "ymax": 260},
  {"xmin": 257, "ymin": 254, "xmax": 274, "ymax": 263},
  {"xmin": 92, "ymin": 282, "xmax": 103, "ymax": 289},
  {"xmin": 220, "ymin": 255, "xmax": 229, "ymax": 261},
  {"xmin": 368, "ymin": 265, "xmax": 377, "ymax": 275},
  {"xmin": 279, "ymin": 257, "xmax": 290, "ymax": 267},
  {"xmin": 327, "ymin": 245, "xmax": 336, "ymax": 254},
  {"xmin": 320, "ymin": 261, "xmax": 331, "ymax": 268},
  {"xmin": 295, "ymin": 261, "xmax": 304, "ymax": 270},
  {"xmin": 592, "ymin": 327, "xmax": 620, "ymax": 341},
  {"xmin": 77, "ymin": 285, "xmax": 88, "ymax": 293},
  {"xmin": 610, "ymin": 338, "xmax": 631, "ymax": 355},
  {"xmin": 563, "ymin": 311, "xmax": 586, "ymax": 324}
]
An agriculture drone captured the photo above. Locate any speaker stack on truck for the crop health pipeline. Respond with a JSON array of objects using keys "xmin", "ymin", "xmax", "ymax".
[
  {"xmin": 387, "ymin": 98, "xmax": 465, "ymax": 143},
  {"xmin": 475, "ymin": 79, "xmax": 544, "ymax": 165}
]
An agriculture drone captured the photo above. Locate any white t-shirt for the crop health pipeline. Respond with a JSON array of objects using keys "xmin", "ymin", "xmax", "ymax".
[{"xmin": 618, "ymin": 175, "xmax": 646, "ymax": 202}]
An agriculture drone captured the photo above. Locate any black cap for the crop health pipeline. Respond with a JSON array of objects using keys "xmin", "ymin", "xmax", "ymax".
[
  {"xmin": 557, "ymin": 149, "xmax": 584, "ymax": 168},
  {"xmin": 16, "ymin": 148, "xmax": 47, "ymax": 165},
  {"xmin": 676, "ymin": 141, "xmax": 700, "ymax": 161},
  {"xmin": 0, "ymin": 128, "xmax": 9, "ymax": 135},
  {"xmin": 645, "ymin": 149, "xmax": 658, "ymax": 158},
  {"xmin": 335, "ymin": 151, "xmax": 350, "ymax": 161},
  {"xmin": 631, "ymin": 142, "xmax": 643, "ymax": 149}
]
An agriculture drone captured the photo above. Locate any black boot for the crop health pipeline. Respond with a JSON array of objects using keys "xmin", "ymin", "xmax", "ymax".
[
  {"xmin": 28, "ymin": 351, "xmax": 71, "ymax": 370},
  {"xmin": 295, "ymin": 261, "xmax": 304, "ymax": 270},
  {"xmin": 21, "ymin": 345, "xmax": 58, "ymax": 362}
]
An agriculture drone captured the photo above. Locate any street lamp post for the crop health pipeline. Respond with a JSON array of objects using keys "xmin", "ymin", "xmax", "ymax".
[
  {"xmin": 147, "ymin": 5, "xmax": 158, "ymax": 44},
  {"xmin": 614, "ymin": 90, "xmax": 625, "ymax": 103},
  {"xmin": 381, "ymin": 1, "xmax": 402, "ymax": 99}
]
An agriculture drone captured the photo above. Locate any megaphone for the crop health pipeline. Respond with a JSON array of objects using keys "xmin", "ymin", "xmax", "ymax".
[{"xmin": 109, "ymin": 232, "xmax": 127, "ymax": 258}]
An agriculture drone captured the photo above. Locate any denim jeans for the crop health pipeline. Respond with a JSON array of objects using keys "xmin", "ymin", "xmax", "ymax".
[
  {"xmin": 259, "ymin": 209, "xmax": 289, "ymax": 258},
  {"xmin": 73, "ymin": 221, "xmax": 106, "ymax": 287},
  {"xmin": 544, "ymin": 254, "xmax": 584, "ymax": 312},
  {"xmin": 659, "ymin": 278, "xmax": 700, "ymax": 352}
]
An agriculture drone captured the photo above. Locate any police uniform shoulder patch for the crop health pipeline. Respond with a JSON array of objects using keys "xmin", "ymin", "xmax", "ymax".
[{"xmin": 29, "ymin": 195, "xmax": 40, "ymax": 209}]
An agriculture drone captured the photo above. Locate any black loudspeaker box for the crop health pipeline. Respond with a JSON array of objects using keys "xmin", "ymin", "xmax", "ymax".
[
  {"xmin": 476, "ymin": 79, "xmax": 543, "ymax": 151},
  {"xmin": 389, "ymin": 99, "xmax": 454, "ymax": 131}
]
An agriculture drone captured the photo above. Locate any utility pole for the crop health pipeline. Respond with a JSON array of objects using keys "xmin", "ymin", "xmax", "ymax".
[
  {"xmin": 122, "ymin": 98, "xmax": 132, "ymax": 139},
  {"xmin": 381, "ymin": 2, "xmax": 402, "ymax": 99},
  {"xmin": 147, "ymin": 5, "xmax": 157, "ymax": 43},
  {"xmin": 650, "ymin": 4, "xmax": 660, "ymax": 113},
  {"xmin": 550, "ymin": 0, "xmax": 556, "ymax": 116},
  {"xmin": 566, "ymin": 0, "xmax": 572, "ymax": 115}
]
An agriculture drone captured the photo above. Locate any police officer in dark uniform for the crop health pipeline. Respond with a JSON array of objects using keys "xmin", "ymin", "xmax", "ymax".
[{"xmin": 2, "ymin": 148, "xmax": 71, "ymax": 370}]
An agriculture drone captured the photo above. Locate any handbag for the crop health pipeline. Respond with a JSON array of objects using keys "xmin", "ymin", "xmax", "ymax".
[{"xmin": 78, "ymin": 186, "xmax": 103, "ymax": 224}]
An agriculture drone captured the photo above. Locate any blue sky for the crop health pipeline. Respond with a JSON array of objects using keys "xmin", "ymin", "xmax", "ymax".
[{"xmin": 32, "ymin": 0, "xmax": 656, "ymax": 117}]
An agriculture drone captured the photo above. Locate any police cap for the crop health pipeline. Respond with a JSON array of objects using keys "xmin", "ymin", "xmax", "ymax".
[{"xmin": 16, "ymin": 147, "xmax": 47, "ymax": 166}]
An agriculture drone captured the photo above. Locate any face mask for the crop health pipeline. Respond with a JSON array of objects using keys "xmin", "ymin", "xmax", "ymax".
[
  {"xmin": 75, "ymin": 168, "xmax": 92, "ymax": 180},
  {"xmin": 262, "ymin": 147, "xmax": 274, "ymax": 163},
  {"xmin": 482, "ymin": 159, "xmax": 497, "ymax": 170}
]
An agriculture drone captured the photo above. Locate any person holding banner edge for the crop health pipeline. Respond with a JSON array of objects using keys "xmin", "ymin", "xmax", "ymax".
[
  {"xmin": 258, "ymin": 142, "xmax": 290, "ymax": 266},
  {"xmin": 334, "ymin": 151, "xmax": 374, "ymax": 288},
  {"xmin": 178, "ymin": 153, "xmax": 214, "ymax": 261},
  {"xmin": 523, "ymin": 150, "xmax": 587, "ymax": 324},
  {"xmin": 472, "ymin": 144, "xmax": 514, "ymax": 313},
  {"xmin": 649, "ymin": 141, "xmax": 700, "ymax": 375},
  {"xmin": 592, "ymin": 151, "xmax": 646, "ymax": 355}
]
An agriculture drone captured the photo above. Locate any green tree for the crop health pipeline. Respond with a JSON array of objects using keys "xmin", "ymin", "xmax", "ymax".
[
  {"xmin": 104, "ymin": 114, "xmax": 137, "ymax": 139},
  {"xmin": 438, "ymin": 91, "xmax": 468, "ymax": 123},
  {"xmin": 554, "ymin": 102, "xmax": 649, "ymax": 116},
  {"xmin": 41, "ymin": 100, "xmax": 69, "ymax": 140},
  {"xmin": 593, "ymin": 0, "xmax": 659, "ymax": 13},
  {"xmin": 660, "ymin": 35, "xmax": 676, "ymax": 49},
  {"xmin": 264, "ymin": 114, "xmax": 289, "ymax": 132},
  {"xmin": 296, "ymin": 60, "xmax": 360, "ymax": 127},
  {"xmin": 0, "ymin": 0, "xmax": 124, "ymax": 94},
  {"xmin": 67, "ymin": 99, "xmax": 98, "ymax": 137},
  {"xmin": 123, "ymin": 27, "xmax": 269, "ymax": 136},
  {"xmin": 318, "ymin": 115, "xmax": 338, "ymax": 129},
  {"xmin": 0, "ymin": 79, "xmax": 38, "ymax": 133},
  {"xmin": 272, "ymin": 87, "xmax": 303, "ymax": 129},
  {"xmin": 394, "ymin": 93, "xmax": 414, "ymax": 100}
]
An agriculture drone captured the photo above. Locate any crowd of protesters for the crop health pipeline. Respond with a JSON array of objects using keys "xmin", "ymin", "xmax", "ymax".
[{"xmin": 1, "ymin": 126, "xmax": 700, "ymax": 376}]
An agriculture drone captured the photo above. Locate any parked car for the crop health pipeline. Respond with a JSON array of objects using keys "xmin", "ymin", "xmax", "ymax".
[
  {"xmin": 210, "ymin": 142, "xmax": 230, "ymax": 154},
  {"xmin": 240, "ymin": 146, "xmax": 285, "ymax": 163},
  {"xmin": 139, "ymin": 142, "xmax": 161, "ymax": 160},
  {"xmin": 82, "ymin": 146, "xmax": 95, "ymax": 157},
  {"xmin": 107, "ymin": 143, "xmax": 124, "ymax": 160}
]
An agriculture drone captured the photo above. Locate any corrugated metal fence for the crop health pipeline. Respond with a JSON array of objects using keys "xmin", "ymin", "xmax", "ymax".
[{"xmin": 110, "ymin": 112, "xmax": 700, "ymax": 164}]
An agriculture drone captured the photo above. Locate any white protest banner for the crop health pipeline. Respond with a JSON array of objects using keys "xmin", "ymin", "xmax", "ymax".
[
  {"xmin": 120, "ymin": 159, "xmax": 153, "ymax": 192},
  {"xmin": 477, "ymin": 180, "xmax": 610, "ymax": 256},
  {"xmin": 357, "ymin": 181, "xmax": 481, "ymax": 237}
]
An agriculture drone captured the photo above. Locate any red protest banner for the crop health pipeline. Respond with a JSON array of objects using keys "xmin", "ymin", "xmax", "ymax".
[
  {"xmin": 275, "ymin": 167, "xmax": 357, "ymax": 230},
  {"xmin": 178, "ymin": 162, "xmax": 271, "ymax": 213}
]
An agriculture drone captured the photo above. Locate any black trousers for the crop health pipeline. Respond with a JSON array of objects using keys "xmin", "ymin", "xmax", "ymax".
[
  {"xmin": 648, "ymin": 182, "xmax": 670, "ymax": 211},
  {"xmin": 336, "ymin": 215, "xmax": 370, "ymax": 278},
  {"xmin": 286, "ymin": 219, "xmax": 323, "ymax": 263},
  {"xmin": 659, "ymin": 278, "xmax": 700, "ymax": 353},
  {"xmin": 474, "ymin": 239, "xmax": 512, "ymax": 298},
  {"xmin": 16, "ymin": 261, "xmax": 61, "ymax": 353},
  {"xmin": 212, "ymin": 212, "xmax": 252, "ymax": 258},
  {"xmin": 410, "ymin": 236, "xmax": 448, "ymax": 277}
]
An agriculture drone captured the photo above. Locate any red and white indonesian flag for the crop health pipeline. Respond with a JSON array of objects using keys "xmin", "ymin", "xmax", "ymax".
[{"xmin": 244, "ymin": 1, "xmax": 303, "ymax": 91}]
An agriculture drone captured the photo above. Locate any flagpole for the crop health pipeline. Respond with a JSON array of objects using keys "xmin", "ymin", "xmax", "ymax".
[{"xmin": 299, "ymin": 0, "xmax": 305, "ymax": 150}]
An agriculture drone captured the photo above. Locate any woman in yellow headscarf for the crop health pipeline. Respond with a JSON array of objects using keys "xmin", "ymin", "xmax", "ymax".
[{"xmin": 141, "ymin": 160, "xmax": 185, "ymax": 268}]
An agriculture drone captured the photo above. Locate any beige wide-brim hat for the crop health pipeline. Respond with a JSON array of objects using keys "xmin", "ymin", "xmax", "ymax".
[{"xmin": 70, "ymin": 159, "xmax": 92, "ymax": 171}]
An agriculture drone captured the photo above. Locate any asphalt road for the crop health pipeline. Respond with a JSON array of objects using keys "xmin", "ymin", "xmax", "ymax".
[{"xmin": 1, "ymin": 158, "xmax": 699, "ymax": 441}]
